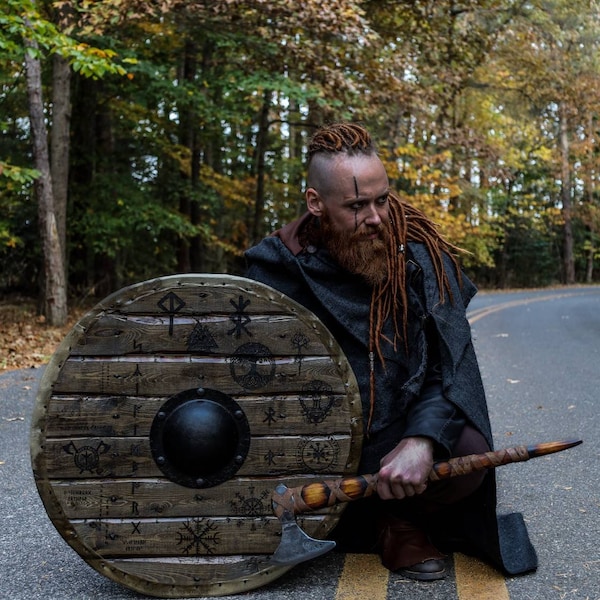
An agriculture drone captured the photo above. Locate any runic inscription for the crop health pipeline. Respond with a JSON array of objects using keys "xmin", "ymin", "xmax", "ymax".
[
  {"xmin": 291, "ymin": 331, "xmax": 310, "ymax": 373},
  {"xmin": 157, "ymin": 291, "xmax": 186, "ymax": 336},
  {"xmin": 228, "ymin": 295, "xmax": 252, "ymax": 338}
]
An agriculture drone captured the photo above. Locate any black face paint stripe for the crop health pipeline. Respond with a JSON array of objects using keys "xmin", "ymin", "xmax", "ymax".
[{"xmin": 353, "ymin": 176, "xmax": 360, "ymax": 231}]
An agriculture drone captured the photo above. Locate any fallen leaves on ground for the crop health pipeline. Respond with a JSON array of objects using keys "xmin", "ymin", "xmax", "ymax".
[{"xmin": 0, "ymin": 295, "xmax": 91, "ymax": 372}]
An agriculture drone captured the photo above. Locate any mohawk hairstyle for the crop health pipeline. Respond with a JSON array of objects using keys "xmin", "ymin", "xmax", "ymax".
[
  {"xmin": 308, "ymin": 121, "xmax": 377, "ymax": 160},
  {"xmin": 307, "ymin": 122, "xmax": 463, "ymax": 432}
]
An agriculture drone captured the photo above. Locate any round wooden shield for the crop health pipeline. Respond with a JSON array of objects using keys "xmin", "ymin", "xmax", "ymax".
[{"xmin": 31, "ymin": 274, "xmax": 363, "ymax": 597}]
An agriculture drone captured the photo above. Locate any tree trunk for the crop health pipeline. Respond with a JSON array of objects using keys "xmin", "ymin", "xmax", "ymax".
[
  {"xmin": 251, "ymin": 89, "xmax": 273, "ymax": 244},
  {"xmin": 584, "ymin": 114, "xmax": 595, "ymax": 284},
  {"xmin": 51, "ymin": 53, "xmax": 72, "ymax": 269},
  {"xmin": 176, "ymin": 39, "xmax": 198, "ymax": 273},
  {"xmin": 559, "ymin": 103, "xmax": 575, "ymax": 285},
  {"xmin": 24, "ymin": 33, "xmax": 68, "ymax": 326}
]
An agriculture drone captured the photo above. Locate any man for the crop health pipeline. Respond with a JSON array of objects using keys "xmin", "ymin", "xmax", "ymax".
[{"xmin": 245, "ymin": 122, "xmax": 537, "ymax": 581}]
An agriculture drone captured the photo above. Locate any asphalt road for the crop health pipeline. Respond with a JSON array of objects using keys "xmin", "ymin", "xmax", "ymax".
[{"xmin": 1, "ymin": 285, "xmax": 598, "ymax": 600}]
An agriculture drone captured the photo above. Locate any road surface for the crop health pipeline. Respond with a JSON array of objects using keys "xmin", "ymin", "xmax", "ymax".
[{"xmin": 1, "ymin": 285, "xmax": 598, "ymax": 600}]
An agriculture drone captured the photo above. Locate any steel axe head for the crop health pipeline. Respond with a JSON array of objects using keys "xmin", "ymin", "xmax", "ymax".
[{"xmin": 269, "ymin": 483, "xmax": 336, "ymax": 566}]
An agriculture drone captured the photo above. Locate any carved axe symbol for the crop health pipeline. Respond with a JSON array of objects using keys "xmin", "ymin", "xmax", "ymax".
[{"xmin": 269, "ymin": 439, "xmax": 582, "ymax": 567}]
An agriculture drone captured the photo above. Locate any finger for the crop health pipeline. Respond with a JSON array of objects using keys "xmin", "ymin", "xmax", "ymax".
[
  {"xmin": 377, "ymin": 480, "xmax": 400, "ymax": 501},
  {"xmin": 401, "ymin": 484, "xmax": 416, "ymax": 498},
  {"xmin": 414, "ymin": 482, "xmax": 427, "ymax": 495}
]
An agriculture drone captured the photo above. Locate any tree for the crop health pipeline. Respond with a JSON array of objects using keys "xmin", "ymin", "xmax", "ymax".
[
  {"xmin": 23, "ymin": 22, "xmax": 67, "ymax": 324},
  {"xmin": 4, "ymin": 0, "xmax": 134, "ymax": 320}
]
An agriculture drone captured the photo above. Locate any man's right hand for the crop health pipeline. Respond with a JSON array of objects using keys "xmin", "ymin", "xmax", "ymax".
[{"xmin": 376, "ymin": 436, "xmax": 434, "ymax": 500}]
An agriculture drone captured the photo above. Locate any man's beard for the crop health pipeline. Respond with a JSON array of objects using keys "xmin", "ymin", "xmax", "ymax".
[{"xmin": 320, "ymin": 210, "xmax": 390, "ymax": 286}]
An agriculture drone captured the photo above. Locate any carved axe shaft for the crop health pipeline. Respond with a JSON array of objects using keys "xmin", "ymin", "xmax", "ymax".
[{"xmin": 272, "ymin": 439, "xmax": 582, "ymax": 518}]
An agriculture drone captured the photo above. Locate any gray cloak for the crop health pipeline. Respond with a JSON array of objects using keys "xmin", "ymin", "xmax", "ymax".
[{"xmin": 245, "ymin": 213, "xmax": 537, "ymax": 575}]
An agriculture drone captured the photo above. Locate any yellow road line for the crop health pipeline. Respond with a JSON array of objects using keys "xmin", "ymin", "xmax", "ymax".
[
  {"xmin": 336, "ymin": 553, "xmax": 510, "ymax": 600},
  {"xmin": 467, "ymin": 290, "xmax": 586, "ymax": 324},
  {"xmin": 455, "ymin": 553, "xmax": 510, "ymax": 600},
  {"xmin": 335, "ymin": 554, "xmax": 389, "ymax": 600}
]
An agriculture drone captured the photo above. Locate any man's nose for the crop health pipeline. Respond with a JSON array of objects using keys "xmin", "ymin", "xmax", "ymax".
[{"xmin": 364, "ymin": 203, "xmax": 383, "ymax": 225}]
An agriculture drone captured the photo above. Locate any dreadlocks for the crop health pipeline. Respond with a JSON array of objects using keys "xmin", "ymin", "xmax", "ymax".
[{"xmin": 307, "ymin": 122, "xmax": 463, "ymax": 432}]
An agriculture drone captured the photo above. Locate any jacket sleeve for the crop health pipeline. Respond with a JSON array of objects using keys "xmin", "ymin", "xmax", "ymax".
[{"xmin": 401, "ymin": 320, "xmax": 466, "ymax": 457}]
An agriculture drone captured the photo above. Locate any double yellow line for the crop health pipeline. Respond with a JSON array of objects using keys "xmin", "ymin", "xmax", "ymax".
[{"xmin": 334, "ymin": 553, "xmax": 508, "ymax": 600}]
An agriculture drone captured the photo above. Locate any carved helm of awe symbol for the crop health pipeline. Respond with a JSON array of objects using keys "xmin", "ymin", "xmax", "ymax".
[{"xmin": 31, "ymin": 274, "xmax": 362, "ymax": 598}]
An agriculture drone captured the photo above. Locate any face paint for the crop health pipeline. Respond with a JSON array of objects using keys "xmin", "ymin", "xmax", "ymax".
[{"xmin": 353, "ymin": 176, "xmax": 360, "ymax": 231}]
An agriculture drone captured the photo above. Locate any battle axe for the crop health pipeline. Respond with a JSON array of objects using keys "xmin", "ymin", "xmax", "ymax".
[{"xmin": 269, "ymin": 439, "xmax": 582, "ymax": 566}]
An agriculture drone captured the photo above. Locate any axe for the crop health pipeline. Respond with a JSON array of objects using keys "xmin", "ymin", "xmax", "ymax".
[{"xmin": 269, "ymin": 439, "xmax": 582, "ymax": 566}]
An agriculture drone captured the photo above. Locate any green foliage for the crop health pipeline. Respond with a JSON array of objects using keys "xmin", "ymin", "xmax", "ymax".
[
  {"xmin": 1, "ymin": 0, "xmax": 134, "ymax": 77},
  {"xmin": 2, "ymin": 0, "xmax": 600, "ymax": 295}
]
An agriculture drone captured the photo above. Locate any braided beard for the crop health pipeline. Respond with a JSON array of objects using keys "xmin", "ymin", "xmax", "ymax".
[{"xmin": 320, "ymin": 210, "xmax": 390, "ymax": 286}]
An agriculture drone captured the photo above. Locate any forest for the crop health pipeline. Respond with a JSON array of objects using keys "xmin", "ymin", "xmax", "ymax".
[{"xmin": 2, "ymin": 0, "xmax": 600, "ymax": 325}]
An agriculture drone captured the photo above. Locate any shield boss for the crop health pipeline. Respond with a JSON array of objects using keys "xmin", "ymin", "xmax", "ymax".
[{"xmin": 31, "ymin": 274, "xmax": 362, "ymax": 597}]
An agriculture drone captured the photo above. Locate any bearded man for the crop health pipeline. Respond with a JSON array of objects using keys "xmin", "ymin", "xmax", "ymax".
[{"xmin": 244, "ymin": 123, "xmax": 537, "ymax": 581}]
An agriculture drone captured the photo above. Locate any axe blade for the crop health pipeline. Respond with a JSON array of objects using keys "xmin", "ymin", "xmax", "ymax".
[{"xmin": 270, "ymin": 516, "xmax": 336, "ymax": 566}]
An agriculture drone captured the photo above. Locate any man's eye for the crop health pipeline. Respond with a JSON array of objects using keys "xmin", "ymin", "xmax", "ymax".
[{"xmin": 377, "ymin": 195, "xmax": 389, "ymax": 205}]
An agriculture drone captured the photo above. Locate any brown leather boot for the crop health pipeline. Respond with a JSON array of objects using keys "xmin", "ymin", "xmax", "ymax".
[{"xmin": 377, "ymin": 515, "xmax": 447, "ymax": 581}]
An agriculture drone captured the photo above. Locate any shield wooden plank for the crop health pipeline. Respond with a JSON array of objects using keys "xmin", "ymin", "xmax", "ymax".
[{"xmin": 31, "ymin": 274, "xmax": 363, "ymax": 597}]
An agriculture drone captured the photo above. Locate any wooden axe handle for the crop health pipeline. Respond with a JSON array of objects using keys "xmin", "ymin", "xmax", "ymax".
[{"xmin": 286, "ymin": 439, "xmax": 582, "ymax": 514}]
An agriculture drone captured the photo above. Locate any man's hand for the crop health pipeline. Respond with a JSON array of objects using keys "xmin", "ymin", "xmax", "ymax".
[{"xmin": 376, "ymin": 436, "xmax": 434, "ymax": 500}]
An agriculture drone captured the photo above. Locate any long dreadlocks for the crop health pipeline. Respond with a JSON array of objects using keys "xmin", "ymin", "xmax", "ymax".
[{"xmin": 307, "ymin": 122, "xmax": 463, "ymax": 431}]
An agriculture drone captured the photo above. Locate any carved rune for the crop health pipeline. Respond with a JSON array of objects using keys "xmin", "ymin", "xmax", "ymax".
[
  {"xmin": 157, "ymin": 291, "xmax": 186, "ymax": 336},
  {"xmin": 228, "ymin": 295, "xmax": 252, "ymax": 338},
  {"xmin": 291, "ymin": 331, "xmax": 310, "ymax": 373}
]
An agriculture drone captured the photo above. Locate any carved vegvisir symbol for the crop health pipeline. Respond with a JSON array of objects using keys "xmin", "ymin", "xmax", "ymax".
[
  {"xmin": 300, "ymin": 380, "xmax": 335, "ymax": 424},
  {"xmin": 177, "ymin": 518, "xmax": 220, "ymax": 556},
  {"xmin": 229, "ymin": 342, "xmax": 275, "ymax": 390},
  {"xmin": 62, "ymin": 440, "xmax": 111, "ymax": 474},
  {"xmin": 296, "ymin": 436, "xmax": 340, "ymax": 472}
]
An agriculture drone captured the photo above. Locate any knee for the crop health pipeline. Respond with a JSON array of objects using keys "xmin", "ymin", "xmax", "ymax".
[{"xmin": 425, "ymin": 425, "xmax": 490, "ymax": 504}]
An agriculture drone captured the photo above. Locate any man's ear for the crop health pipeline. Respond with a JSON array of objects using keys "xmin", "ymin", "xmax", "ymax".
[{"xmin": 306, "ymin": 188, "xmax": 323, "ymax": 217}]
